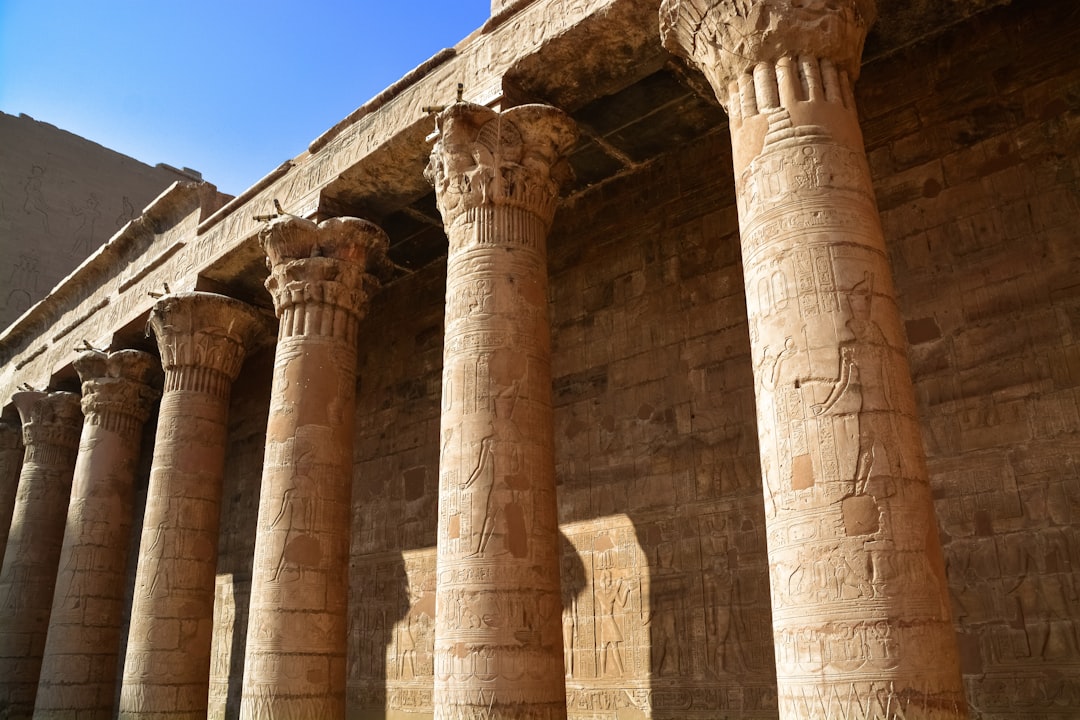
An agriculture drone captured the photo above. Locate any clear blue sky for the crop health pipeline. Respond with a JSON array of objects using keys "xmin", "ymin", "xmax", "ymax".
[{"xmin": 0, "ymin": 0, "xmax": 491, "ymax": 196}]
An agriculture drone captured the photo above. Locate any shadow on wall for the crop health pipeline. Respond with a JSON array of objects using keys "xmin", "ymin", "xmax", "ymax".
[{"xmin": 348, "ymin": 552, "xmax": 409, "ymax": 720}]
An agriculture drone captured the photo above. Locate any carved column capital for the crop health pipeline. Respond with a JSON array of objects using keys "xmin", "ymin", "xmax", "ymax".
[
  {"xmin": 260, "ymin": 216, "xmax": 390, "ymax": 340},
  {"xmin": 12, "ymin": 391, "xmax": 82, "ymax": 454},
  {"xmin": 661, "ymin": 0, "xmax": 875, "ymax": 111},
  {"xmin": 74, "ymin": 349, "xmax": 161, "ymax": 436},
  {"xmin": 147, "ymin": 292, "xmax": 261, "ymax": 395},
  {"xmin": 425, "ymin": 102, "xmax": 578, "ymax": 232}
]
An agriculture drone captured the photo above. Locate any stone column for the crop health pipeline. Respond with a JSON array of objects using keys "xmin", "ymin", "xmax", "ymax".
[
  {"xmin": 0, "ymin": 422, "xmax": 23, "ymax": 564},
  {"xmin": 661, "ymin": 2, "xmax": 967, "ymax": 718},
  {"xmin": 34, "ymin": 350, "xmax": 160, "ymax": 720},
  {"xmin": 426, "ymin": 102, "xmax": 577, "ymax": 720},
  {"xmin": 240, "ymin": 216, "xmax": 389, "ymax": 719},
  {"xmin": 119, "ymin": 292, "xmax": 260, "ymax": 719},
  {"xmin": 0, "ymin": 391, "xmax": 82, "ymax": 718}
]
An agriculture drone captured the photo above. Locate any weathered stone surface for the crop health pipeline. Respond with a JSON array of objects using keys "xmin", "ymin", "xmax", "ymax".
[
  {"xmin": 119, "ymin": 293, "xmax": 260, "ymax": 720},
  {"xmin": 0, "ymin": 111, "xmax": 198, "ymax": 331},
  {"xmin": 427, "ymin": 102, "xmax": 577, "ymax": 720},
  {"xmin": 0, "ymin": 422, "xmax": 22, "ymax": 563},
  {"xmin": 240, "ymin": 216, "xmax": 389, "ymax": 719},
  {"xmin": 0, "ymin": 391, "xmax": 82, "ymax": 719},
  {"xmin": 663, "ymin": 0, "xmax": 968, "ymax": 717},
  {"xmin": 33, "ymin": 350, "xmax": 159, "ymax": 720},
  {"xmin": 661, "ymin": 0, "xmax": 875, "ymax": 114}
]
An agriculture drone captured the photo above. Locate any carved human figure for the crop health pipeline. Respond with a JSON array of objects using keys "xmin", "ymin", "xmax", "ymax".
[
  {"xmin": 23, "ymin": 165, "xmax": 50, "ymax": 234},
  {"xmin": 812, "ymin": 272, "xmax": 902, "ymax": 494},
  {"xmin": 562, "ymin": 598, "xmax": 577, "ymax": 678},
  {"xmin": 34, "ymin": 349, "xmax": 159, "ymax": 720},
  {"xmin": 427, "ymin": 101, "xmax": 577, "ymax": 720},
  {"xmin": 0, "ymin": 391, "xmax": 82, "ymax": 718},
  {"xmin": 595, "ymin": 571, "xmax": 630, "ymax": 677},
  {"xmin": 119, "ymin": 292, "xmax": 260, "ymax": 720},
  {"xmin": 661, "ymin": 1, "xmax": 966, "ymax": 717},
  {"xmin": 240, "ymin": 216, "xmax": 389, "ymax": 720}
]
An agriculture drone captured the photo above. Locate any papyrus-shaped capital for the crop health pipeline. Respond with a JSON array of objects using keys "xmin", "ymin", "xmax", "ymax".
[
  {"xmin": 661, "ymin": 0, "xmax": 875, "ymax": 109},
  {"xmin": 13, "ymin": 391, "xmax": 82, "ymax": 451},
  {"xmin": 146, "ymin": 292, "xmax": 262, "ymax": 387},
  {"xmin": 260, "ymin": 215, "xmax": 390, "ymax": 325},
  {"xmin": 425, "ymin": 102, "xmax": 578, "ymax": 230},
  {"xmin": 74, "ymin": 349, "xmax": 161, "ymax": 430}
]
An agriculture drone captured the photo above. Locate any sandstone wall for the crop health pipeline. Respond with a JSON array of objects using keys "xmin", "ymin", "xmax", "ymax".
[
  {"xmin": 862, "ymin": 2, "xmax": 1080, "ymax": 716},
  {"xmin": 0, "ymin": 111, "xmax": 195, "ymax": 330}
]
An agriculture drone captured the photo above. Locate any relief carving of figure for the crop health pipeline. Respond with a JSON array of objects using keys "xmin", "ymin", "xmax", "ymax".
[
  {"xmin": 270, "ymin": 438, "xmax": 323, "ymax": 582},
  {"xmin": 70, "ymin": 193, "xmax": 101, "ymax": 256},
  {"xmin": 563, "ymin": 596, "xmax": 577, "ymax": 677},
  {"xmin": 465, "ymin": 372, "xmax": 528, "ymax": 559},
  {"xmin": 23, "ymin": 164, "xmax": 50, "ymax": 234},
  {"xmin": 812, "ymin": 271, "xmax": 902, "ymax": 494},
  {"xmin": 595, "ymin": 570, "xmax": 631, "ymax": 677}
]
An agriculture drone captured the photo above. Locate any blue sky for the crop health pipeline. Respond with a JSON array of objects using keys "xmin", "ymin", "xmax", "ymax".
[{"xmin": 0, "ymin": 0, "xmax": 491, "ymax": 196}]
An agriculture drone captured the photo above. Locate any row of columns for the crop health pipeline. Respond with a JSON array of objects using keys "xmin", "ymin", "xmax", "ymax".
[{"xmin": 0, "ymin": 2, "xmax": 966, "ymax": 718}]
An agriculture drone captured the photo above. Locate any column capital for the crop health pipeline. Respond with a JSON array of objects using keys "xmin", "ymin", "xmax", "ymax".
[
  {"xmin": 147, "ymin": 292, "xmax": 261, "ymax": 393},
  {"xmin": 12, "ymin": 391, "xmax": 82, "ymax": 452},
  {"xmin": 74, "ymin": 349, "xmax": 161, "ymax": 433},
  {"xmin": 260, "ymin": 215, "xmax": 390, "ymax": 333},
  {"xmin": 425, "ymin": 102, "xmax": 578, "ymax": 231},
  {"xmin": 660, "ymin": 0, "xmax": 875, "ymax": 108}
]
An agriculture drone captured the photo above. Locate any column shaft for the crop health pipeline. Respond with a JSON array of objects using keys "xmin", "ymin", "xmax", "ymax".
[
  {"xmin": 34, "ymin": 350, "xmax": 159, "ymax": 720},
  {"xmin": 0, "ymin": 422, "xmax": 23, "ymax": 564},
  {"xmin": 427, "ymin": 102, "xmax": 577, "ymax": 720},
  {"xmin": 240, "ymin": 216, "xmax": 388, "ymax": 718},
  {"xmin": 119, "ymin": 293, "xmax": 259, "ymax": 719},
  {"xmin": 0, "ymin": 391, "xmax": 83, "ymax": 718},
  {"xmin": 661, "ymin": 2, "xmax": 967, "ymax": 717}
]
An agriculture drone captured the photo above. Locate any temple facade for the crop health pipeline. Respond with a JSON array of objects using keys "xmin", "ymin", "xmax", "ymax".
[{"xmin": 0, "ymin": 0, "xmax": 1077, "ymax": 718}]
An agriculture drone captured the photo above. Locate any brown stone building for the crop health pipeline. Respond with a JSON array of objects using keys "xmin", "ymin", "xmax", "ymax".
[
  {"xmin": 0, "ymin": 0, "xmax": 1077, "ymax": 718},
  {"xmin": 0, "ymin": 110, "xmax": 201, "ymax": 330}
]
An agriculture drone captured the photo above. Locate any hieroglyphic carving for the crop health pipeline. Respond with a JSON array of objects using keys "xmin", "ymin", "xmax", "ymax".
[
  {"xmin": 35, "ymin": 349, "xmax": 159, "ymax": 720},
  {"xmin": 240, "ymin": 216, "xmax": 389, "ymax": 719},
  {"xmin": 0, "ymin": 391, "xmax": 82, "ymax": 717},
  {"xmin": 559, "ymin": 514, "xmax": 776, "ymax": 719},
  {"xmin": 119, "ymin": 293, "xmax": 260, "ymax": 720},
  {"xmin": 428, "ymin": 101, "xmax": 577, "ymax": 720},
  {"xmin": 346, "ymin": 552, "xmax": 420, "ymax": 713},
  {"xmin": 662, "ymin": 1, "xmax": 967, "ymax": 717}
]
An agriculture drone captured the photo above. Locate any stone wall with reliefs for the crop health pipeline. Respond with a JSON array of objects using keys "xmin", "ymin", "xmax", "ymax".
[
  {"xmin": 860, "ymin": 1, "xmax": 1080, "ymax": 717},
  {"xmin": 0, "ymin": 111, "xmax": 199, "ymax": 331}
]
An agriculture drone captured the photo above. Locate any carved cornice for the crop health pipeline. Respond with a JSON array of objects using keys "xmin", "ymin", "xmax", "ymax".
[
  {"xmin": 146, "ymin": 292, "xmax": 261, "ymax": 393},
  {"xmin": 12, "ymin": 391, "xmax": 82, "ymax": 453},
  {"xmin": 660, "ymin": 0, "xmax": 875, "ymax": 109},
  {"xmin": 74, "ymin": 350, "xmax": 161, "ymax": 431},
  {"xmin": 261, "ymin": 216, "xmax": 390, "ymax": 337},
  {"xmin": 425, "ymin": 102, "xmax": 578, "ymax": 232}
]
